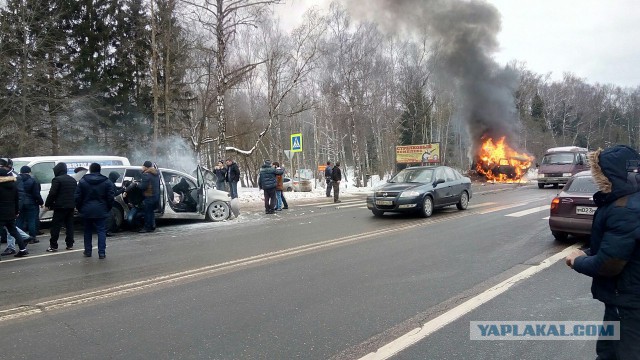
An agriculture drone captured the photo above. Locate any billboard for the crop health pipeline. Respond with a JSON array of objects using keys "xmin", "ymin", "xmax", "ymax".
[{"xmin": 396, "ymin": 143, "xmax": 440, "ymax": 164}]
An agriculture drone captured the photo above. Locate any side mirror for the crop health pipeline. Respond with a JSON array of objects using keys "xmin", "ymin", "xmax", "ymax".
[{"xmin": 434, "ymin": 178, "xmax": 445, "ymax": 186}]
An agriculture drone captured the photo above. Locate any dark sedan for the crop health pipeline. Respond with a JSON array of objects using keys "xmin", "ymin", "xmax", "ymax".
[
  {"xmin": 549, "ymin": 170, "xmax": 597, "ymax": 241},
  {"xmin": 366, "ymin": 166, "xmax": 472, "ymax": 217}
]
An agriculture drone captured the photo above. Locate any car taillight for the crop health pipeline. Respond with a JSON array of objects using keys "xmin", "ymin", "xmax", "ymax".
[{"xmin": 550, "ymin": 197, "xmax": 560, "ymax": 213}]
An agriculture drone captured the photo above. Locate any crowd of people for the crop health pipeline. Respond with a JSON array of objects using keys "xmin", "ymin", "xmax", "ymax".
[
  {"xmin": 0, "ymin": 159, "xmax": 161, "ymax": 261},
  {"xmin": 0, "ymin": 156, "xmax": 342, "ymax": 260}
]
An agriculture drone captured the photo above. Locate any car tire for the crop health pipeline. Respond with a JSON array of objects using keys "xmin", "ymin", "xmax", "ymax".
[
  {"xmin": 420, "ymin": 196, "xmax": 434, "ymax": 218},
  {"xmin": 206, "ymin": 201, "xmax": 231, "ymax": 222},
  {"xmin": 286, "ymin": 187, "xmax": 293, "ymax": 192},
  {"xmin": 456, "ymin": 191, "xmax": 469, "ymax": 210},
  {"xmin": 538, "ymin": 183, "xmax": 545, "ymax": 189},
  {"xmin": 372, "ymin": 209, "xmax": 384, "ymax": 217},
  {"xmin": 552, "ymin": 231, "xmax": 569, "ymax": 242},
  {"xmin": 109, "ymin": 206, "xmax": 124, "ymax": 232}
]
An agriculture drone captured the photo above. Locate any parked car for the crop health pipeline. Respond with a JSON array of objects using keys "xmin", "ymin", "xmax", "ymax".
[
  {"xmin": 291, "ymin": 177, "xmax": 312, "ymax": 192},
  {"xmin": 282, "ymin": 177, "xmax": 294, "ymax": 192},
  {"xmin": 366, "ymin": 165, "xmax": 472, "ymax": 217},
  {"xmin": 76, "ymin": 165, "xmax": 234, "ymax": 231},
  {"xmin": 548, "ymin": 170, "xmax": 597, "ymax": 241}
]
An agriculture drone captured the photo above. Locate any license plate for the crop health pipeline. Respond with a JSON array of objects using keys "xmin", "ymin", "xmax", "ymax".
[
  {"xmin": 576, "ymin": 206, "xmax": 596, "ymax": 215},
  {"xmin": 376, "ymin": 200, "xmax": 393, "ymax": 206}
]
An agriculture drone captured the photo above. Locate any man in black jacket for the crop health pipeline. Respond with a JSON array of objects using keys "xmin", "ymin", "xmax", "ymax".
[
  {"xmin": 0, "ymin": 158, "xmax": 28, "ymax": 258},
  {"xmin": 225, "ymin": 158, "xmax": 240, "ymax": 199},
  {"xmin": 45, "ymin": 162, "xmax": 78, "ymax": 252},
  {"xmin": 134, "ymin": 161, "xmax": 160, "ymax": 233},
  {"xmin": 331, "ymin": 161, "xmax": 342, "ymax": 203},
  {"xmin": 17, "ymin": 166, "xmax": 44, "ymax": 239},
  {"xmin": 324, "ymin": 161, "xmax": 333, "ymax": 198},
  {"xmin": 75, "ymin": 163, "xmax": 115, "ymax": 259}
]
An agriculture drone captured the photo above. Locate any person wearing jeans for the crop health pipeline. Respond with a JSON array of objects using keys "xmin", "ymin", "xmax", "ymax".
[
  {"xmin": 0, "ymin": 225, "xmax": 30, "ymax": 256},
  {"xmin": 74, "ymin": 163, "xmax": 115, "ymax": 259}
]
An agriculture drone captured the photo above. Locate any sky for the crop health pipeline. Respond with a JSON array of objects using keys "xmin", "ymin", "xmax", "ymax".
[{"xmin": 277, "ymin": 0, "xmax": 640, "ymax": 88}]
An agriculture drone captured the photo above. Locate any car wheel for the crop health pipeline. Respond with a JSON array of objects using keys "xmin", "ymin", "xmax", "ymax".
[
  {"xmin": 552, "ymin": 231, "xmax": 569, "ymax": 242},
  {"xmin": 456, "ymin": 191, "xmax": 469, "ymax": 210},
  {"xmin": 286, "ymin": 187, "xmax": 293, "ymax": 192},
  {"xmin": 372, "ymin": 209, "xmax": 384, "ymax": 217},
  {"xmin": 538, "ymin": 183, "xmax": 545, "ymax": 189},
  {"xmin": 206, "ymin": 201, "xmax": 230, "ymax": 222},
  {"xmin": 109, "ymin": 206, "xmax": 124, "ymax": 232},
  {"xmin": 420, "ymin": 196, "xmax": 434, "ymax": 218}
]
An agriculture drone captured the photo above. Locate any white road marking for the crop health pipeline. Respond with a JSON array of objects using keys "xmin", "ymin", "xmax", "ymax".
[
  {"xmin": 505, "ymin": 205, "xmax": 550, "ymax": 217},
  {"xmin": 467, "ymin": 202, "xmax": 496, "ymax": 209},
  {"xmin": 476, "ymin": 202, "xmax": 529, "ymax": 214},
  {"xmin": 316, "ymin": 200, "xmax": 364, "ymax": 208},
  {"xmin": 336, "ymin": 203, "xmax": 368, "ymax": 209},
  {"xmin": 358, "ymin": 243, "xmax": 581, "ymax": 360},
  {"xmin": 542, "ymin": 216, "xmax": 550, "ymax": 220}
]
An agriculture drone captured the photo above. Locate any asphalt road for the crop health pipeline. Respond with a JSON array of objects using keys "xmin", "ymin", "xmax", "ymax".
[{"xmin": 0, "ymin": 183, "xmax": 601, "ymax": 359}]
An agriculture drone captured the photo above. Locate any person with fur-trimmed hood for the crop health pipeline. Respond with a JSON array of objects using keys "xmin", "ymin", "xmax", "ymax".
[
  {"xmin": 133, "ymin": 161, "xmax": 160, "ymax": 233},
  {"xmin": 566, "ymin": 145, "xmax": 640, "ymax": 359}
]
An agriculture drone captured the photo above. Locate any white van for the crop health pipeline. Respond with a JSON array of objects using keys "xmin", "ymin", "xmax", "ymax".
[{"xmin": 11, "ymin": 156, "xmax": 131, "ymax": 220}]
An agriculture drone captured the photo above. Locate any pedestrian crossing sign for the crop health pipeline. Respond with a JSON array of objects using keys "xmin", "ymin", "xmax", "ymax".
[{"xmin": 291, "ymin": 133, "xmax": 302, "ymax": 153}]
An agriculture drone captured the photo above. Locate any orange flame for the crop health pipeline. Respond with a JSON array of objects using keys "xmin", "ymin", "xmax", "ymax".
[{"xmin": 475, "ymin": 137, "xmax": 533, "ymax": 182}]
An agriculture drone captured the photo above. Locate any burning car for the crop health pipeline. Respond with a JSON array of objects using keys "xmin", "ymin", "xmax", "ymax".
[{"xmin": 475, "ymin": 137, "xmax": 533, "ymax": 182}]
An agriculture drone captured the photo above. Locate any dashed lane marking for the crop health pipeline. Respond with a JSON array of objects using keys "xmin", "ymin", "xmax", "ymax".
[{"xmin": 505, "ymin": 205, "xmax": 550, "ymax": 217}]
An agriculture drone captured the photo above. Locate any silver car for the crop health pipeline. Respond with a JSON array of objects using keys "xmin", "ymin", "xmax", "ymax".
[{"xmin": 77, "ymin": 165, "xmax": 235, "ymax": 230}]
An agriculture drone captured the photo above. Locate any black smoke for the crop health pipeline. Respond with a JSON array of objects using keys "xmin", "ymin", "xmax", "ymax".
[{"xmin": 343, "ymin": 0, "xmax": 520, "ymax": 154}]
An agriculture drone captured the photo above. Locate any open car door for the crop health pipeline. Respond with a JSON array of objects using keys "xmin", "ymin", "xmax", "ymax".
[{"xmin": 196, "ymin": 165, "xmax": 208, "ymax": 214}]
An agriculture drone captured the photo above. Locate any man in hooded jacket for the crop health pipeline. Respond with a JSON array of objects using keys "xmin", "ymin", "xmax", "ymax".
[
  {"xmin": 17, "ymin": 166, "xmax": 43, "ymax": 239},
  {"xmin": 45, "ymin": 162, "xmax": 78, "ymax": 252},
  {"xmin": 75, "ymin": 163, "xmax": 115, "ymax": 259},
  {"xmin": 566, "ymin": 145, "xmax": 640, "ymax": 359}
]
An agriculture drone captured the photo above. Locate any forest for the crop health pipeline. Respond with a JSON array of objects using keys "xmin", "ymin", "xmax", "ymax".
[{"xmin": 1, "ymin": 0, "xmax": 638, "ymax": 187}]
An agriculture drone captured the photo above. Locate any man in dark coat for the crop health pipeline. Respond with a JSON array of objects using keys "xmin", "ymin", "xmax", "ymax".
[
  {"xmin": 17, "ymin": 166, "xmax": 44, "ymax": 239},
  {"xmin": 0, "ymin": 158, "xmax": 28, "ymax": 258},
  {"xmin": 566, "ymin": 145, "xmax": 640, "ymax": 359},
  {"xmin": 331, "ymin": 161, "xmax": 342, "ymax": 203},
  {"xmin": 0, "ymin": 159, "xmax": 26, "ymax": 244},
  {"xmin": 75, "ymin": 163, "xmax": 115, "ymax": 259},
  {"xmin": 134, "ymin": 161, "xmax": 160, "ymax": 233},
  {"xmin": 258, "ymin": 160, "xmax": 283, "ymax": 214},
  {"xmin": 324, "ymin": 161, "xmax": 333, "ymax": 197},
  {"xmin": 214, "ymin": 160, "xmax": 227, "ymax": 192},
  {"xmin": 45, "ymin": 162, "xmax": 78, "ymax": 252},
  {"xmin": 225, "ymin": 158, "xmax": 240, "ymax": 199}
]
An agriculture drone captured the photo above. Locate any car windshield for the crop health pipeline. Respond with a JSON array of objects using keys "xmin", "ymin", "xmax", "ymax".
[
  {"xmin": 566, "ymin": 176, "xmax": 598, "ymax": 194},
  {"xmin": 390, "ymin": 168, "xmax": 434, "ymax": 184},
  {"xmin": 542, "ymin": 153, "xmax": 575, "ymax": 165}
]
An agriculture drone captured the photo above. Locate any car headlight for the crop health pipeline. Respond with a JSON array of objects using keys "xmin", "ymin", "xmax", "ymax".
[
  {"xmin": 562, "ymin": 173, "xmax": 572, "ymax": 177},
  {"xmin": 399, "ymin": 190, "xmax": 420, "ymax": 198},
  {"xmin": 538, "ymin": 174, "xmax": 545, "ymax": 178}
]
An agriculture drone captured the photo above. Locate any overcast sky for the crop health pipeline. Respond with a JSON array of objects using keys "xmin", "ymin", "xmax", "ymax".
[{"xmin": 278, "ymin": 0, "xmax": 640, "ymax": 88}]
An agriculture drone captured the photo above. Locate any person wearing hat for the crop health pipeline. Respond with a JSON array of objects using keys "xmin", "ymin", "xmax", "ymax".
[
  {"xmin": 132, "ymin": 161, "xmax": 160, "ymax": 233},
  {"xmin": 258, "ymin": 159, "xmax": 283, "ymax": 214},
  {"xmin": 16, "ymin": 166, "xmax": 44, "ymax": 240},
  {"xmin": 45, "ymin": 162, "xmax": 78, "ymax": 252},
  {"xmin": 75, "ymin": 163, "xmax": 115, "ymax": 259}
]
